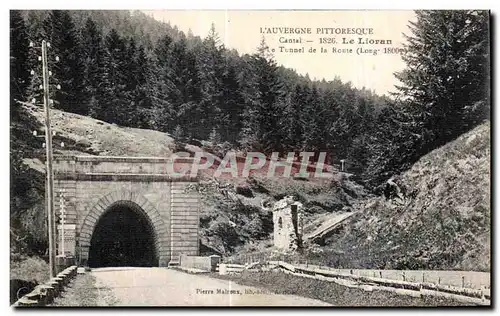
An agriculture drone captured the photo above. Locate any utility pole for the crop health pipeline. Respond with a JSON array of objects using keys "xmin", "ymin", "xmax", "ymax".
[
  {"xmin": 41, "ymin": 40, "xmax": 57, "ymax": 277},
  {"xmin": 59, "ymin": 190, "xmax": 65, "ymax": 256},
  {"xmin": 30, "ymin": 39, "xmax": 61, "ymax": 277}
]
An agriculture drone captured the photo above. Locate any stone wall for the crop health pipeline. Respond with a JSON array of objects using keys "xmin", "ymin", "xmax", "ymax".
[
  {"xmin": 179, "ymin": 254, "xmax": 220, "ymax": 272},
  {"xmin": 170, "ymin": 182, "xmax": 199, "ymax": 257}
]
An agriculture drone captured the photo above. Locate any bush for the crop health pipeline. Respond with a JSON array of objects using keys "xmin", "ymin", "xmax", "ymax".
[{"xmin": 236, "ymin": 185, "xmax": 254, "ymax": 198}]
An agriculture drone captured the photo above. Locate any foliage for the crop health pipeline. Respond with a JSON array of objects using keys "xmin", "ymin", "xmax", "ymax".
[
  {"xmin": 10, "ymin": 10, "xmax": 30, "ymax": 115},
  {"xmin": 374, "ymin": 10, "xmax": 491, "ymax": 188}
]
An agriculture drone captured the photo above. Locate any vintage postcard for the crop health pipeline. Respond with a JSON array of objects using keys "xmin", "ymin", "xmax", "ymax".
[{"xmin": 10, "ymin": 9, "xmax": 491, "ymax": 307}]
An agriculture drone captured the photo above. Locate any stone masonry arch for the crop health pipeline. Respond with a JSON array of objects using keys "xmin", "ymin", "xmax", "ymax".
[
  {"xmin": 78, "ymin": 190, "xmax": 169, "ymax": 266},
  {"xmin": 53, "ymin": 155, "xmax": 200, "ymax": 268}
]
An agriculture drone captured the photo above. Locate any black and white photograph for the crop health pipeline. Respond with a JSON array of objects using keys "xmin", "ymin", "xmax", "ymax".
[{"xmin": 8, "ymin": 7, "xmax": 491, "ymax": 307}]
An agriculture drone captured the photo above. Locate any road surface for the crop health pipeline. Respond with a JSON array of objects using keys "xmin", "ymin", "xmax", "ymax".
[{"xmin": 92, "ymin": 267, "xmax": 331, "ymax": 306}]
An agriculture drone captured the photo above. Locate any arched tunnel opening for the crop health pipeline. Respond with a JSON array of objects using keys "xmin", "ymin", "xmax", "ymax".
[{"xmin": 88, "ymin": 201, "xmax": 158, "ymax": 268}]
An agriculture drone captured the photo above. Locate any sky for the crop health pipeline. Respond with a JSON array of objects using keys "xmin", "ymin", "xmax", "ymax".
[{"xmin": 144, "ymin": 10, "xmax": 416, "ymax": 95}]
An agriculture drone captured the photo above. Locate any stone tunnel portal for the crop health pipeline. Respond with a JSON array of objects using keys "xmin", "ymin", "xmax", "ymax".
[{"xmin": 54, "ymin": 155, "xmax": 201, "ymax": 267}]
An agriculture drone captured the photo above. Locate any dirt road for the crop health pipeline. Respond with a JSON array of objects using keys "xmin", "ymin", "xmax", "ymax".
[{"xmin": 91, "ymin": 267, "xmax": 331, "ymax": 306}]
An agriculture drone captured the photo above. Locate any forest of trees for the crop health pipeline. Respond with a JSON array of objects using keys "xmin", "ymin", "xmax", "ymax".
[{"xmin": 11, "ymin": 10, "xmax": 490, "ymax": 193}]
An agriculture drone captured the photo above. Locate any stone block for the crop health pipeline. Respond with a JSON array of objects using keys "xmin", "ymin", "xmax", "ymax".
[
  {"xmin": 170, "ymin": 207, "xmax": 198, "ymax": 214},
  {"xmin": 35, "ymin": 284, "xmax": 55, "ymax": 305},
  {"xmin": 219, "ymin": 263, "xmax": 228, "ymax": 275},
  {"xmin": 171, "ymin": 214, "xmax": 198, "ymax": 220},
  {"xmin": 16, "ymin": 297, "xmax": 40, "ymax": 307},
  {"xmin": 158, "ymin": 258, "xmax": 169, "ymax": 267},
  {"xmin": 149, "ymin": 212, "xmax": 161, "ymax": 221},
  {"xmin": 66, "ymin": 266, "xmax": 77, "ymax": 278},
  {"xmin": 170, "ymin": 189, "xmax": 189, "ymax": 195},
  {"xmin": 48, "ymin": 279, "xmax": 61, "ymax": 296},
  {"xmin": 135, "ymin": 195, "xmax": 148, "ymax": 207},
  {"xmin": 159, "ymin": 250, "xmax": 171, "ymax": 257},
  {"xmin": 172, "ymin": 220, "xmax": 197, "ymax": 226},
  {"xmin": 101, "ymin": 194, "xmax": 113, "ymax": 206},
  {"xmin": 80, "ymin": 226, "xmax": 93, "ymax": 236},
  {"xmin": 171, "ymin": 225, "xmax": 198, "ymax": 231},
  {"xmin": 171, "ymin": 200, "xmax": 197, "ymax": 205},
  {"xmin": 24, "ymin": 289, "xmax": 47, "ymax": 306},
  {"xmin": 87, "ymin": 211, "xmax": 99, "ymax": 221},
  {"xmin": 171, "ymin": 195, "xmax": 198, "ymax": 201},
  {"xmin": 79, "ymin": 231, "xmax": 91, "ymax": 239},
  {"xmin": 156, "ymin": 225, "xmax": 167, "ymax": 233},
  {"xmin": 174, "ymin": 240, "xmax": 198, "ymax": 247},
  {"xmin": 56, "ymin": 273, "xmax": 69, "ymax": 286},
  {"xmin": 171, "ymin": 182, "xmax": 188, "ymax": 188}
]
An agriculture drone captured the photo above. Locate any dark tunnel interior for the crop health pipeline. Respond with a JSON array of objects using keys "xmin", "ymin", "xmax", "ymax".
[{"xmin": 88, "ymin": 201, "xmax": 157, "ymax": 268}]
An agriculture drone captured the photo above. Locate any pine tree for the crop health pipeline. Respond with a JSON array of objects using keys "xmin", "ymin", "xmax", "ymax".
[
  {"xmin": 356, "ymin": 92, "xmax": 375, "ymax": 130},
  {"xmin": 42, "ymin": 10, "xmax": 87, "ymax": 114},
  {"xmin": 256, "ymin": 37, "xmax": 286, "ymax": 152},
  {"xmin": 361, "ymin": 102, "xmax": 418, "ymax": 189},
  {"xmin": 172, "ymin": 125, "xmax": 186, "ymax": 144},
  {"xmin": 171, "ymin": 34, "xmax": 202, "ymax": 139},
  {"xmin": 10, "ymin": 10, "xmax": 30, "ymax": 114},
  {"xmin": 301, "ymin": 85, "xmax": 324, "ymax": 153},
  {"xmin": 196, "ymin": 23, "xmax": 224, "ymax": 139},
  {"xmin": 326, "ymin": 83, "xmax": 358, "ymax": 160},
  {"xmin": 80, "ymin": 17, "xmax": 107, "ymax": 119},
  {"xmin": 238, "ymin": 55, "xmax": 262, "ymax": 151},
  {"xmin": 124, "ymin": 37, "xmax": 139, "ymax": 92},
  {"xmin": 150, "ymin": 34, "xmax": 175, "ymax": 132},
  {"xmin": 117, "ymin": 36, "xmax": 142, "ymax": 126},
  {"xmin": 318, "ymin": 87, "xmax": 337, "ymax": 163},
  {"xmin": 280, "ymin": 85, "xmax": 303, "ymax": 152},
  {"xmin": 209, "ymin": 127, "xmax": 222, "ymax": 145},
  {"xmin": 395, "ymin": 10, "xmax": 490, "ymax": 148},
  {"xmin": 132, "ymin": 45, "xmax": 154, "ymax": 128},
  {"xmin": 240, "ymin": 37, "xmax": 285, "ymax": 153},
  {"xmin": 100, "ymin": 28, "xmax": 129, "ymax": 124},
  {"xmin": 219, "ymin": 56, "xmax": 244, "ymax": 144},
  {"xmin": 345, "ymin": 92, "xmax": 377, "ymax": 172}
]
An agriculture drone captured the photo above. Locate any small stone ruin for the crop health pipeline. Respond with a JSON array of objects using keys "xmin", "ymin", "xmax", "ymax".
[{"xmin": 272, "ymin": 196, "xmax": 304, "ymax": 251}]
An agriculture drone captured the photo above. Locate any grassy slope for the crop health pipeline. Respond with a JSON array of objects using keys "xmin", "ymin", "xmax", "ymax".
[
  {"xmin": 325, "ymin": 122, "xmax": 491, "ymax": 271},
  {"xmin": 10, "ymin": 256, "xmax": 50, "ymax": 283},
  {"xmin": 51, "ymin": 274, "xmax": 118, "ymax": 306},
  {"xmin": 22, "ymin": 104, "xmax": 367, "ymax": 256},
  {"xmin": 25, "ymin": 103, "xmax": 175, "ymax": 157}
]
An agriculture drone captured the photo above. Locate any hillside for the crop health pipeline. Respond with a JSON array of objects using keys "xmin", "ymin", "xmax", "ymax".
[
  {"xmin": 13, "ymin": 103, "xmax": 491, "ymax": 272},
  {"xmin": 20, "ymin": 103, "xmax": 369, "ymax": 256},
  {"xmin": 24, "ymin": 103, "xmax": 175, "ymax": 159},
  {"xmin": 323, "ymin": 122, "xmax": 491, "ymax": 271}
]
